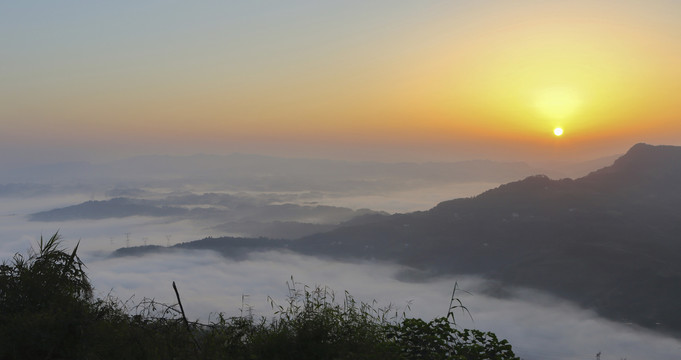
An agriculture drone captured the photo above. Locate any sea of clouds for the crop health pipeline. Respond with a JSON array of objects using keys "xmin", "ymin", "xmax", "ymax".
[{"xmin": 2, "ymin": 189, "xmax": 681, "ymax": 360}]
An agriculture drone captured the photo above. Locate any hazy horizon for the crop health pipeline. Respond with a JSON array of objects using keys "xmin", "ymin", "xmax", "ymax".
[{"xmin": 0, "ymin": 135, "xmax": 630, "ymax": 170}]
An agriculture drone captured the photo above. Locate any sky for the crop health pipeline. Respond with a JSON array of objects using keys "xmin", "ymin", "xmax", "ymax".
[
  {"xmin": 2, "ymin": 0, "xmax": 681, "ymax": 165},
  {"xmin": 5, "ymin": 3, "xmax": 681, "ymax": 356}
]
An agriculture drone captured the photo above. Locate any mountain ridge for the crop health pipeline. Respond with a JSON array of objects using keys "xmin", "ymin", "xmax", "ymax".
[{"xmin": 115, "ymin": 143, "xmax": 681, "ymax": 336}]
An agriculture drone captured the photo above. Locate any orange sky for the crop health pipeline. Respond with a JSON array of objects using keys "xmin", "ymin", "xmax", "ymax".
[{"xmin": 2, "ymin": 1, "xmax": 681, "ymax": 164}]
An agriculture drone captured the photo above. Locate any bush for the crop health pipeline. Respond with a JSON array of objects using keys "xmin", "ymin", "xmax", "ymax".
[{"xmin": 390, "ymin": 317, "xmax": 518, "ymax": 360}]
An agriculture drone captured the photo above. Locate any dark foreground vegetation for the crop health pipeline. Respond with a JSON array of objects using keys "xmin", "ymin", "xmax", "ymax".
[{"xmin": 0, "ymin": 234, "xmax": 519, "ymax": 360}]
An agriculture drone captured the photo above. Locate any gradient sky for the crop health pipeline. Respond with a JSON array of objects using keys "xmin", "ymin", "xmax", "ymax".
[{"xmin": 2, "ymin": 0, "xmax": 681, "ymax": 165}]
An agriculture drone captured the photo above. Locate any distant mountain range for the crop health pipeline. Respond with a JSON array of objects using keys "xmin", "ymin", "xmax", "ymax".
[
  {"xmin": 2, "ymin": 152, "xmax": 614, "ymax": 193},
  {"xmin": 29, "ymin": 193, "xmax": 383, "ymax": 240},
  {"xmin": 116, "ymin": 143, "xmax": 681, "ymax": 336}
]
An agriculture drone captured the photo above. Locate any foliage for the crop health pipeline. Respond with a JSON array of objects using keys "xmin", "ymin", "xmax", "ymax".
[
  {"xmin": 0, "ymin": 233, "xmax": 520, "ymax": 360},
  {"xmin": 0, "ymin": 233, "xmax": 92, "ymax": 359},
  {"xmin": 389, "ymin": 318, "xmax": 518, "ymax": 360},
  {"xmin": 387, "ymin": 284, "xmax": 518, "ymax": 360}
]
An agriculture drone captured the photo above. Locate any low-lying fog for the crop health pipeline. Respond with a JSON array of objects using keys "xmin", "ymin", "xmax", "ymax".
[
  {"xmin": 90, "ymin": 250, "xmax": 680, "ymax": 360},
  {"xmin": 2, "ymin": 189, "xmax": 680, "ymax": 360}
]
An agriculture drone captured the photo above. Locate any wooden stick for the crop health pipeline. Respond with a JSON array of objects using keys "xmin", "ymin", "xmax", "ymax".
[{"xmin": 172, "ymin": 281, "xmax": 201, "ymax": 354}]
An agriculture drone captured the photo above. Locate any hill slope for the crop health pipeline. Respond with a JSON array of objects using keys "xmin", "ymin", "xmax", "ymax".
[{"xmin": 291, "ymin": 143, "xmax": 681, "ymax": 333}]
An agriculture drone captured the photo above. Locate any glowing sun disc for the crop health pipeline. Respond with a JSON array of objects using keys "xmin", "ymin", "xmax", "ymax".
[{"xmin": 554, "ymin": 128, "xmax": 564, "ymax": 136}]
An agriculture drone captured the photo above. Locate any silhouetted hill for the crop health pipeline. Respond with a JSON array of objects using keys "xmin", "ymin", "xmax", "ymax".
[
  {"xmin": 578, "ymin": 143, "xmax": 681, "ymax": 198},
  {"xmin": 116, "ymin": 143, "xmax": 681, "ymax": 335},
  {"xmin": 293, "ymin": 143, "xmax": 681, "ymax": 334},
  {"xmin": 30, "ymin": 193, "xmax": 383, "ymax": 239}
]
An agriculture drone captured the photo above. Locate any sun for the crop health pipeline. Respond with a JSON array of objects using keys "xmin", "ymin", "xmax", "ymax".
[{"xmin": 553, "ymin": 127, "xmax": 563, "ymax": 136}]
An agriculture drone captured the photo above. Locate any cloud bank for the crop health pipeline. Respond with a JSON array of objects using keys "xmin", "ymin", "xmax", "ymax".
[{"xmin": 87, "ymin": 250, "xmax": 681, "ymax": 360}]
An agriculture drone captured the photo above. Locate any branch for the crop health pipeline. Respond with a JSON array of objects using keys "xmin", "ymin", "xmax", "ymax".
[{"xmin": 172, "ymin": 281, "xmax": 201, "ymax": 354}]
